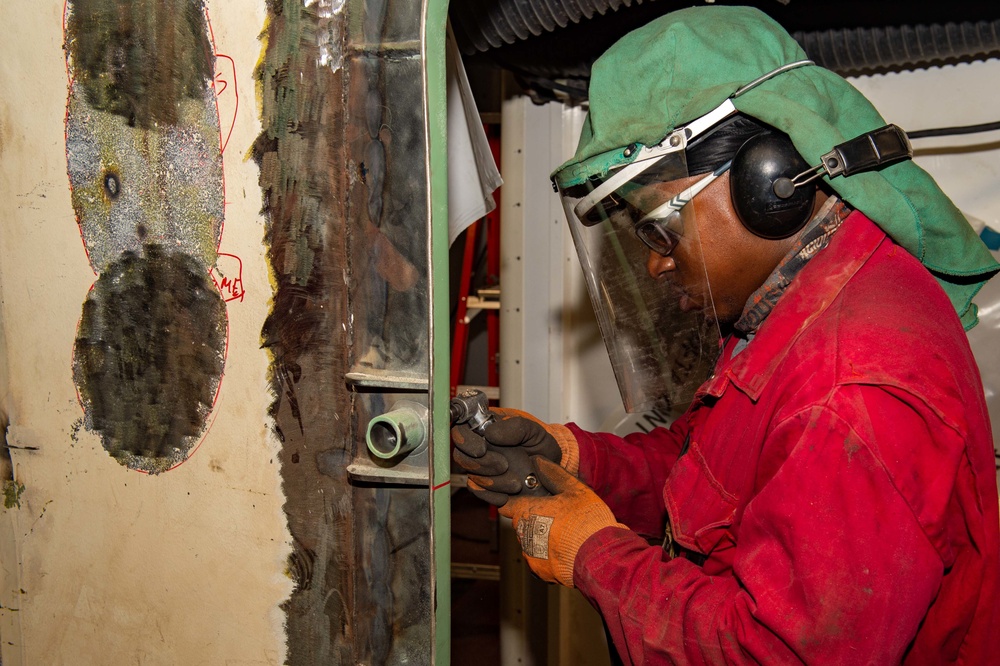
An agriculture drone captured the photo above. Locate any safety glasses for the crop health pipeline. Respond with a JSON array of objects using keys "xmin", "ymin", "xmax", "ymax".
[{"xmin": 633, "ymin": 160, "xmax": 732, "ymax": 256}]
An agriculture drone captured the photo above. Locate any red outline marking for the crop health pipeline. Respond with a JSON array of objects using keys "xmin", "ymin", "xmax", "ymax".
[
  {"xmin": 432, "ymin": 480, "xmax": 452, "ymax": 491},
  {"xmin": 204, "ymin": 7, "xmax": 235, "ymax": 250},
  {"xmin": 62, "ymin": 3, "xmax": 234, "ymax": 473},
  {"xmin": 62, "ymin": 0, "xmax": 97, "ymax": 276},
  {"xmin": 213, "ymin": 54, "xmax": 239, "ymax": 155}
]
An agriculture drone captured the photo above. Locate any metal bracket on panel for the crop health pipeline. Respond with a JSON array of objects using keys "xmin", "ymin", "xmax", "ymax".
[
  {"xmin": 345, "ymin": 371, "xmax": 431, "ymax": 486},
  {"xmin": 345, "ymin": 371, "xmax": 430, "ymax": 392},
  {"xmin": 346, "ymin": 450, "xmax": 430, "ymax": 485}
]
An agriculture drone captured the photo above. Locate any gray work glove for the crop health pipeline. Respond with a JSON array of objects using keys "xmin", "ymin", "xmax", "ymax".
[{"xmin": 451, "ymin": 408, "xmax": 579, "ymax": 506}]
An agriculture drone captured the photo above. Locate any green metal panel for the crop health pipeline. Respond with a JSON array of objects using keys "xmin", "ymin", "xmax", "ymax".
[{"xmin": 425, "ymin": 0, "xmax": 452, "ymax": 661}]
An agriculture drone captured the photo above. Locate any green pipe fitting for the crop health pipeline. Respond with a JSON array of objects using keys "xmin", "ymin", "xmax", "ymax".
[{"xmin": 366, "ymin": 401, "xmax": 429, "ymax": 460}]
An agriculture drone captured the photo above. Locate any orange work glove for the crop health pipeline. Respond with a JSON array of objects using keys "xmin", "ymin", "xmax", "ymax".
[
  {"xmin": 452, "ymin": 407, "xmax": 580, "ymax": 507},
  {"xmin": 500, "ymin": 457, "xmax": 627, "ymax": 588}
]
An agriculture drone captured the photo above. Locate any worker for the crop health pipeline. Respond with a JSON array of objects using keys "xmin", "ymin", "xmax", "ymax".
[{"xmin": 451, "ymin": 6, "xmax": 1000, "ymax": 664}]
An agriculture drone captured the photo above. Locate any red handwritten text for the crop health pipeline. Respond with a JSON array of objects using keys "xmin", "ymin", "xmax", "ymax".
[{"xmin": 211, "ymin": 253, "xmax": 246, "ymax": 303}]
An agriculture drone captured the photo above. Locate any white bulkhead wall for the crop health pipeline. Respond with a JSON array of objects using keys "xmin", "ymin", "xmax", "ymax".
[{"xmin": 0, "ymin": 2, "xmax": 291, "ymax": 664}]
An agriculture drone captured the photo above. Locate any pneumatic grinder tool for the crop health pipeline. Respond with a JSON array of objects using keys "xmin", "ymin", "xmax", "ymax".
[{"xmin": 449, "ymin": 388, "xmax": 549, "ymax": 498}]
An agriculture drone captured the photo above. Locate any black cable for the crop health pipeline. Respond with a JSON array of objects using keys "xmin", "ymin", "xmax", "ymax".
[{"xmin": 908, "ymin": 121, "xmax": 1000, "ymax": 140}]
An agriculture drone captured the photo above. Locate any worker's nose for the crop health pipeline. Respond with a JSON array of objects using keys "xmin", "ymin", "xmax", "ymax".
[{"xmin": 646, "ymin": 250, "xmax": 675, "ymax": 279}]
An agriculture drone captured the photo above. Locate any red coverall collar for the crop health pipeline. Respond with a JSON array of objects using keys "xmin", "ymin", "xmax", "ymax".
[{"xmin": 700, "ymin": 211, "xmax": 886, "ymax": 402}]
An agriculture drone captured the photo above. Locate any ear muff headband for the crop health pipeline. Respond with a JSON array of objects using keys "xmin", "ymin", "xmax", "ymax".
[{"xmin": 728, "ymin": 123, "xmax": 917, "ymax": 239}]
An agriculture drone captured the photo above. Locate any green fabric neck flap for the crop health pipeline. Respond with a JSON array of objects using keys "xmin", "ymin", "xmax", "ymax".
[{"xmin": 555, "ymin": 5, "xmax": 999, "ymax": 328}]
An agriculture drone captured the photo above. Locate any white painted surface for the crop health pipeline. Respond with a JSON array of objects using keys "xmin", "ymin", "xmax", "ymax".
[
  {"xmin": 498, "ymin": 98, "xmax": 613, "ymax": 666},
  {"xmin": 498, "ymin": 98, "xmax": 617, "ymax": 432},
  {"xmin": 0, "ymin": 2, "xmax": 291, "ymax": 664},
  {"xmin": 850, "ymin": 61, "xmax": 1000, "ymax": 230}
]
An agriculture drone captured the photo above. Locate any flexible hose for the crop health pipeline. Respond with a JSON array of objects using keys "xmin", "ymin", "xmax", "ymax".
[
  {"xmin": 452, "ymin": 0, "xmax": 651, "ymax": 52},
  {"xmin": 793, "ymin": 21, "xmax": 1000, "ymax": 74},
  {"xmin": 451, "ymin": 1, "xmax": 1000, "ymax": 95}
]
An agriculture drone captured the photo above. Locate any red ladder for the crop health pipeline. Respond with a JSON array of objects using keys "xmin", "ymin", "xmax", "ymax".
[{"xmin": 451, "ymin": 124, "xmax": 501, "ymax": 399}]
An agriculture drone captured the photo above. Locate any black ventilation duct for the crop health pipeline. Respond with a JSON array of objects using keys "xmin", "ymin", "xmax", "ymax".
[
  {"xmin": 451, "ymin": 0, "xmax": 655, "ymax": 53},
  {"xmin": 450, "ymin": 1, "xmax": 1000, "ymax": 103},
  {"xmin": 793, "ymin": 21, "xmax": 1000, "ymax": 73}
]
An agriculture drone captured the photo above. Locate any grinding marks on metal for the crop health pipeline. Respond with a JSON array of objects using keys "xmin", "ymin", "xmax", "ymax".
[{"xmin": 64, "ymin": 0, "xmax": 228, "ymax": 472}]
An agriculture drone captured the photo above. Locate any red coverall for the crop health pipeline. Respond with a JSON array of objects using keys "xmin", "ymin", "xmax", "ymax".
[{"xmin": 571, "ymin": 212, "xmax": 1000, "ymax": 664}]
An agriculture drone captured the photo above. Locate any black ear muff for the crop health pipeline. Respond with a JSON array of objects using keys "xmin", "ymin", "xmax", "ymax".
[{"xmin": 730, "ymin": 132, "xmax": 816, "ymax": 239}]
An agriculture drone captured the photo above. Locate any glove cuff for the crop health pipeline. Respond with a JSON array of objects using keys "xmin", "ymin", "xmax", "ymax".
[
  {"xmin": 554, "ymin": 512, "xmax": 628, "ymax": 588},
  {"xmin": 548, "ymin": 423, "xmax": 580, "ymax": 476}
]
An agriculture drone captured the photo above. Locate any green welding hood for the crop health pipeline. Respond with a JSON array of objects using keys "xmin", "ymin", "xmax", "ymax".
[{"xmin": 553, "ymin": 5, "xmax": 999, "ymax": 329}]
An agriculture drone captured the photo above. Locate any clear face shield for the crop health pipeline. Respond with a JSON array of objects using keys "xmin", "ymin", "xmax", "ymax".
[{"xmin": 555, "ymin": 101, "xmax": 738, "ymax": 413}]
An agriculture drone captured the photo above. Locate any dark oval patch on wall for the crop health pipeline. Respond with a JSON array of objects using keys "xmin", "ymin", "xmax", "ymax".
[{"xmin": 73, "ymin": 244, "xmax": 227, "ymax": 473}]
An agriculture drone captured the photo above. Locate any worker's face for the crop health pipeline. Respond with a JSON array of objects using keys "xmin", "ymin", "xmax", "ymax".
[{"xmin": 643, "ymin": 172, "xmax": 798, "ymax": 327}]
